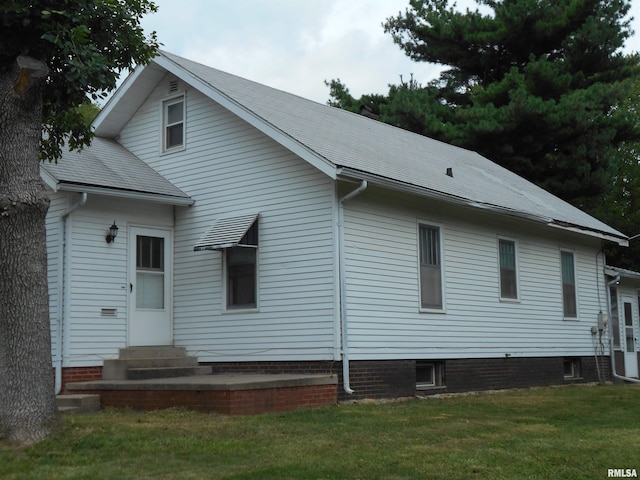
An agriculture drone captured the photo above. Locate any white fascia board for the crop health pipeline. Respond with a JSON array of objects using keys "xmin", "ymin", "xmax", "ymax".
[
  {"xmin": 153, "ymin": 55, "xmax": 337, "ymax": 180},
  {"xmin": 59, "ymin": 183, "xmax": 195, "ymax": 206},
  {"xmin": 39, "ymin": 166, "xmax": 60, "ymax": 192},
  {"xmin": 337, "ymin": 167, "xmax": 552, "ymax": 224},
  {"xmin": 337, "ymin": 167, "xmax": 627, "ymax": 245},
  {"xmin": 605, "ymin": 266, "xmax": 640, "ymax": 279},
  {"xmin": 93, "ymin": 61, "xmax": 166, "ymax": 138},
  {"xmin": 546, "ymin": 222, "xmax": 628, "ymax": 247}
]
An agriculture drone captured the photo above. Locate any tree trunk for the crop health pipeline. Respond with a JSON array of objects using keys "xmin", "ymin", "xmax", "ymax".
[{"xmin": 0, "ymin": 56, "xmax": 60, "ymax": 445}]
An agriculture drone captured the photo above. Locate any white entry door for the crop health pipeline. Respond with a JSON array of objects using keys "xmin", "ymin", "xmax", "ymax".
[
  {"xmin": 621, "ymin": 296, "xmax": 639, "ymax": 378},
  {"xmin": 128, "ymin": 227, "xmax": 172, "ymax": 346}
]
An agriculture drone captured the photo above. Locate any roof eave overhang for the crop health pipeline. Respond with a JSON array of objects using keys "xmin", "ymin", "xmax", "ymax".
[
  {"xmin": 93, "ymin": 62, "xmax": 167, "ymax": 138},
  {"xmin": 546, "ymin": 222, "xmax": 628, "ymax": 247},
  {"xmin": 605, "ymin": 266, "xmax": 640, "ymax": 280},
  {"xmin": 336, "ymin": 167, "xmax": 628, "ymax": 246},
  {"xmin": 58, "ymin": 183, "xmax": 195, "ymax": 206}
]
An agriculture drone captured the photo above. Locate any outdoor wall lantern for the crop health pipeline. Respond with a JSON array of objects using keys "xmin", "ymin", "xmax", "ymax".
[{"xmin": 106, "ymin": 220, "xmax": 119, "ymax": 244}]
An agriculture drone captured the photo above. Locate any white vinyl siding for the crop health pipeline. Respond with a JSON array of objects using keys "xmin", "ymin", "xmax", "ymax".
[
  {"xmin": 45, "ymin": 194, "xmax": 174, "ymax": 367},
  {"xmin": 46, "ymin": 192, "xmax": 68, "ymax": 363},
  {"xmin": 342, "ymin": 190, "xmax": 607, "ymax": 360},
  {"xmin": 118, "ymin": 77, "xmax": 337, "ymax": 362}
]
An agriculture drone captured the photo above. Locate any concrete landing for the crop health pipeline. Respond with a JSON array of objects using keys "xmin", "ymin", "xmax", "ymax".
[
  {"xmin": 66, "ymin": 373, "xmax": 336, "ymax": 391},
  {"xmin": 65, "ymin": 373, "xmax": 338, "ymax": 415}
]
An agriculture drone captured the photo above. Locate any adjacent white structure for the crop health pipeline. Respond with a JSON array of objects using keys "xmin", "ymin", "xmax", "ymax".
[{"xmin": 43, "ymin": 51, "xmax": 637, "ymax": 399}]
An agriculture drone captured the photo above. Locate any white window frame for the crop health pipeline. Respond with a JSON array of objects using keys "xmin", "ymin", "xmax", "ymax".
[
  {"xmin": 497, "ymin": 236, "xmax": 520, "ymax": 302},
  {"xmin": 417, "ymin": 221, "xmax": 445, "ymax": 313},
  {"xmin": 563, "ymin": 357, "xmax": 581, "ymax": 379},
  {"xmin": 416, "ymin": 361, "xmax": 445, "ymax": 389},
  {"xmin": 162, "ymin": 94, "xmax": 186, "ymax": 153},
  {"xmin": 222, "ymin": 222, "xmax": 259, "ymax": 313},
  {"xmin": 560, "ymin": 249, "xmax": 578, "ymax": 320}
]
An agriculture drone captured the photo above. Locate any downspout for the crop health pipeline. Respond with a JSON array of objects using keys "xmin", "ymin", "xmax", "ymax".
[
  {"xmin": 55, "ymin": 192, "xmax": 87, "ymax": 394},
  {"xmin": 338, "ymin": 180, "xmax": 367, "ymax": 395},
  {"xmin": 606, "ymin": 275, "xmax": 640, "ymax": 384}
]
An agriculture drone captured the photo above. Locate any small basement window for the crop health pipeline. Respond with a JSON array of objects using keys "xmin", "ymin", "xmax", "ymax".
[
  {"xmin": 563, "ymin": 358, "xmax": 581, "ymax": 379},
  {"xmin": 416, "ymin": 361, "xmax": 444, "ymax": 389}
]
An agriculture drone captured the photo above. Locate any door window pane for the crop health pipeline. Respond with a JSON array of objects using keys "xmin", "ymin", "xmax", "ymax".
[
  {"xmin": 136, "ymin": 272, "xmax": 164, "ymax": 309},
  {"xmin": 136, "ymin": 235, "xmax": 165, "ymax": 309},
  {"xmin": 624, "ymin": 302, "xmax": 635, "ymax": 353},
  {"xmin": 137, "ymin": 236, "xmax": 164, "ymax": 270}
]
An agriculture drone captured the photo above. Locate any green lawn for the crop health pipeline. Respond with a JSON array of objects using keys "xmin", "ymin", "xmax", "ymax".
[{"xmin": 1, "ymin": 384, "xmax": 639, "ymax": 479}]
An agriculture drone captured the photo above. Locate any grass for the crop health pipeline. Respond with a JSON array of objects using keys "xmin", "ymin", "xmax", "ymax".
[{"xmin": 1, "ymin": 384, "xmax": 639, "ymax": 479}]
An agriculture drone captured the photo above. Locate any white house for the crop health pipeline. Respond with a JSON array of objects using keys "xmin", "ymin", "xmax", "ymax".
[
  {"xmin": 604, "ymin": 266, "xmax": 640, "ymax": 381},
  {"xmin": 43, "ymin": 51, "xmax": 636, "ymax": 400}
]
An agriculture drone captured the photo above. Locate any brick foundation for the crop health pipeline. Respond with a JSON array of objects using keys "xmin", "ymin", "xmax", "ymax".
[
  {"xmin": 205, "ymin": 356, "xmax": 610, "ymax": 401},
  {"xmin": 59, "ymin": 355, "xmax": 611, "ymax": 407},
  {"xmin": 443, "ymin": 356, "xmax": 610, "ymax": 393},
  {"xmin": 55, "ymin": 366, "xmax": 103, "ymax": 392},
  {"xmin": 207, "ymin": 361, "xmax": 337, "ymax": 376},
  {"xmin": 76, "ymin": 384, "xmax": 337, "ymax": 415}
]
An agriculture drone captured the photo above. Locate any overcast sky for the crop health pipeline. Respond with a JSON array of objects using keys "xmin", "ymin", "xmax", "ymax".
[{"xmin": 139, "ymin": 0, "xmax": 640, "ymax": 104}]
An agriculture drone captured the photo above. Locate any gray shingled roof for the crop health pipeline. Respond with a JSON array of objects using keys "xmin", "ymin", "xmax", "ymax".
[
  {"xmin": 41, "ymin": 137, "xmax": 192, "ymax": 204},
  {"xmin": 155, "ymin": 51, "xmax": 625, "ymax": 243},
  {"xmin": 89, "ymin": 51, "xmax": 625, "ymax": 242}
]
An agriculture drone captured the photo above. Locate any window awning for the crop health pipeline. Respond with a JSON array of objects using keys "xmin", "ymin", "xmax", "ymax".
[{"xmin": 194, "ymin": 213, "xmax": 259, "ymax": 251}]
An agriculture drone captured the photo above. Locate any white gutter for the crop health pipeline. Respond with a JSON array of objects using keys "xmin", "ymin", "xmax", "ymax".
[
  {"xmin": 606, "ymin": 275, "xmax": 640, "ymax": 384},
  {"xmin": 59, "ymin": 183, "xmax": 194, "ymax": 206},
  {"xmin": 55, "ymin": 192, "xmax": 87, "ymax": 394},
  {"xmin": 338, "ymin": 180, "xmax": 367, "ymax": 395},
  {"xmin": 336, "ymin": 167, "xmax": 628, "ymax": 247}
]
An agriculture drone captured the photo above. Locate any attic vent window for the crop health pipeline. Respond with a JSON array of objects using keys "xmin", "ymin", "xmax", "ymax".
[
  {"xmin": 446, "ymin": 167, "xmax": 454, "ymax": 177},
  {"xmin": 169, "ymin": 80, "xmax": 179, "ymax": 93}
]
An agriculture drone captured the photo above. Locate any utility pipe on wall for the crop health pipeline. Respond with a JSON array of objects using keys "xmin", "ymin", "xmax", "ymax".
[
  {"xmin": 606, "ymin": 275, "xmax": 640, "ymax": 384},
  {"xmin": 338, "ymin": 180, "xmax": 367, "ymax": 395},
  {"xmin": 55, "ymin": 192, "xmax": 87, "ymax": 394}
]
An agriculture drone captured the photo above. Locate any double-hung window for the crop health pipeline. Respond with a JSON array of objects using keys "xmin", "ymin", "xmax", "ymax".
[
  {"xmin": 561, "ymin": 251, "xmax": 577, "ymax": 318},
  {"xmin": 418, "ymin": 223, "xmax": 443, "ymax": 310},
  {"xmin": 498, "ymin": 238, "xmax": 518, "ymax": 300},
  {"xmin": 163, "ymin": 96, "xmax": 185, "ymax": 151},
  {"xmin": 226, "ymin": 222, "xmax": 258, "ymax": 309}
]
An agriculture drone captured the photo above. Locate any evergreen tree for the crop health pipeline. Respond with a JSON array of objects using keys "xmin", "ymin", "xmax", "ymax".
[
  {"xmin": 328, "ymin": 0, "xmax": 640, "ymax": 208},
  {"xmin": 594, "ymin": 80, "xmax": 640, "ymax": 268}
]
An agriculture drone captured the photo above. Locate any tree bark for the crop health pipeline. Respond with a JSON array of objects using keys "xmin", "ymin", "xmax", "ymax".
[{"xmin": 0, "ymin": 56, "xmax": 60, "ymax": 445}]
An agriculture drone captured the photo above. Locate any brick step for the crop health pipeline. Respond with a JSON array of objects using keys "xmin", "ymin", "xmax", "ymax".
[
  {"xmin": 126, "ymin": 365, "xmax": 213, "ymax": 380},
  {"xmin": 56, "ymin": 394, "xmax": 100, "ymax": 413}
]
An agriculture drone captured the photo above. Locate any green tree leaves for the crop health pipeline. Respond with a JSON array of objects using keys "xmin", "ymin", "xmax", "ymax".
[{"xmin": 0, "ymin": 0, "xmax": 159, "ymax": 162}]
